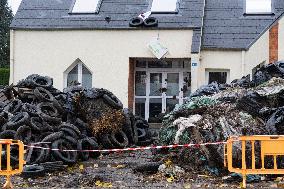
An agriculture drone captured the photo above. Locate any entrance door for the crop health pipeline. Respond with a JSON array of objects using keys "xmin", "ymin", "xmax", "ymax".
[
  {"xmin": 147, "ymin": 72, "xmax": 182, "ymax": 123},
  {"xmin": 134, "ymin": 59, "xmax": 191, "ymax": 123}
]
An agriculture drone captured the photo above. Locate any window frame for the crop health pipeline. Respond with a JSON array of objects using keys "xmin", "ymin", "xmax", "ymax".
[
  {"xmin": 244, "ymin": 0, "xmax": 274, "ymax": 16},
  {"xmin": 205, "ymin": 69, "xmax": 230, "ymax": 84},
  {"xmin": 69, "ymin": 0, "xmax": 103, "ymax": 14},
  {"xmin": 64, "ymin": 59, "xmax": 93, "ymax": 88},
  {"xmin": 149, "ymin": 0, "xmax": 180, "ymax": 14}
]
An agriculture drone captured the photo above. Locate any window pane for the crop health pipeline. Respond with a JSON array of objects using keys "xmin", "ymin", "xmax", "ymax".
[
  {"xmin": 166, "ymin": 98, "xmax": 179, "ymax": 113},
  {"xmin": 72, "ymin": 0, "xmax": 100, "ymax": 13},
  {"xmin": 246, "ymin": 0, "xmax": 271, "ymax": 13},
  {"xmin": 135, "ymin": 71, "xmax": 146, "ymax": 96},
  {"xmin": 150, "ymin": 73, "xmax": 162, "ymax": 96},
  {"xmin": 135, "ymin": 98, "xmax": 145, "ymax": 119},
  {"xmin": 151, "ymin": 0, "xmax": 177, "ymax": 12},
  {"xmin": 149, "ymin": 98, "xmax": 162, "ymax": 123},
  {"xmin": 67, "ymin": 65, "xmax": 78, "ymax": 87},
  {"xmin": 209, "ymin": 72, "xmax": 227, "ymax": 84},
  {"xmin": 167, "ymin": 73, "xmax": 179, "ymax": 96},
  {"xmin": 148, "ymin": 60, "xmax": 172, "ymax": 68},
  {"xmin": 183, "ymin": 72, "xmax": 191, "ymax": 97},
  {"xmin": 136, "ymin": 60, "xmax": 146, "ymax": 68},
  {"xmin": 82, "ymin": 65, "xmax": 92, "ymax": 88}
]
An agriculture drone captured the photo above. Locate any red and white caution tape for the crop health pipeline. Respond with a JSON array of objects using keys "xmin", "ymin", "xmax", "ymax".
[{"xmin": 24, "ymin": 141, "xmax": 226, "ymax": 153}]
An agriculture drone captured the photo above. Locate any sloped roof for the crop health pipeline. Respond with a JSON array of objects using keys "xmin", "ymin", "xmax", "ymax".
[
  {"xmin": 10, "ymin": 0, "xmax": 284, "ymax": 51},
  {"xmin": 202, "ymin": 0, "xmax": 284, "ymax": 50},
  {"xmin": 10, "ymin": 0, "xmax": 204, "ymax": 29}
]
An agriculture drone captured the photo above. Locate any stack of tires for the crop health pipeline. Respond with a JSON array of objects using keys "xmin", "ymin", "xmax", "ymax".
[{"xmin": 0, "ymin": 74, "xmax": 153, "ymax": 169}]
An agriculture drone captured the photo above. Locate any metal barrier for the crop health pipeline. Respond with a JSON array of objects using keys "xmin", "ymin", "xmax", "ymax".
[
  {"xmin": 224, "ymin": 135, "xmax": 284, "ymax": 188},
  {"xmin": 0, "ymin": 139, "xmax": 25, "ymax": 189}
]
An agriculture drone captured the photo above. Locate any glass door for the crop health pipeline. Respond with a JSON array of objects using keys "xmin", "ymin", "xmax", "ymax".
[
  {"xmin": 165, "ymin": 73, "xmax": 181, "ymax": 114},
  {"xmin": 148, "ymin": 72, "xmax": 163, "ymax": 123}
]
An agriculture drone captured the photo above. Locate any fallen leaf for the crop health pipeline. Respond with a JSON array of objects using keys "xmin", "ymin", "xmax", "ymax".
[
  {"xmin": 184, "ymin": 183, "xmax": 191, "ymax": 188},
  {"xmin": 166, "ymin": 175, "xmax": 175, "ymax": 183},
  {"xmin": 79, "ymin": 164, "xmax": 84, "ymax": 170}
]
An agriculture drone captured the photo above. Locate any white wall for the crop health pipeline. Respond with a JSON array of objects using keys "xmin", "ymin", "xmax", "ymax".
[
  {"xmin": 10, "ymin": 30, "xmax": 193, "ymax": 107},
  {"xmin": 279, "ymin": 17, "xmax": 284, "ymax": 61},
  {"xmin": 200, "ymin": 30, "xmax": 269, "ymax": 86},
  {"xmin": 200, "ymin": 50, "xmax": 242, "ymax": 85},
  {"xmin": 245, "ymin": 29, "xmax": 269, "ymax": 74}
]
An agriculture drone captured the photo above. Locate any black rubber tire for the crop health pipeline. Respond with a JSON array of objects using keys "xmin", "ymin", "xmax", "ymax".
[
  {"xmin": 40, "ymin": 161, "xmax": 67, "ymax": 172},
  {"xmin": 137, "ymin": 128, "xmax": 146, "ymax": 141},
  {"xmin": 25, "ymin": 144, "xmax": 49, "ymax": 165},
  {"xmin": 6, "ymin": 112, "xmax": 30, "ymax": 130},
  {"xmin": 59, "ymin": 123, "xmax": 81, "ymax": 136},
  {"xmin": 21, "ymin": 103, "xmax": 38, "ymax": 117},
  {"xmin": 100, "ymin": 134, "xmax": 114, "ymax": 149},
  {"xmin": 77, "ymin": 137, "xmax": 100, "ymax": 161},
  {"xmin": 102, "ymin": 94, "xmax": 123, "ymax": 109},
  {"xmin": 15, "ymin": 125, "xmax": 32, "ymax": 144},
  {"xmin": 30, "ymin": 117, "xmax": 53, "ymax": 132},
  {"xmin": 37, "ymin": 102, "xmax": 61, "ymax": 124},
  {"xmin": 129, "ymin": 17, "xmax": 143, "ymax": 27},
  {"xmin": 42, "ymin": 131, "xmax": 64, "ymax": 142},
  {"xmin": 144, "ymin": 17, "xmax": 158, "ymax": 27},
  {"xmin": 4, "ymin": 99, "xmax": 23, "ymax": 114},
  {"xmin": 135, "ymin": 120, "xmax": 149, "ymax": 129},
  {"xmin": 53, "ymin": 99, "xmax": 65, "ymax": 114},
  {"xmin": 0, "ymin": 130, "xmax": 16, "ymax": 139},
  {"xmin": 132, "ymin": 121, "xmax": 139, "ymax": 144},
  {"xmin": 60, "ymin": 127, "xmax": 79, "ymax": 139},
  {"xmin": 62, "ymin": 135, "xmax": 78, "ymax": 146},
  {"xmin": 74, "ymin": 118, "xmax": 88, "ymax": 135},
  {"xmin": 34, "ymin": 87, "xmax": 55, "ymax": 102},
  {"xmin": 52, "ymin": 139, "xmax": 77, "ymax": 164},
  {"xmin": 110, "ymin": 130, "xmax": 129, "ymax": 148},
  {"xmin": 122, "ymin": 109, "xmax": 134, "ymax": 144},
  {"xmin": 4, "ymin": 99, "xmax": 22, "ymax": 114},
  {"xmin": 29, "ymin": 75, "xmax": 53, "ymax": 89},
  {"xmin": 21, "ymin": 165, "xmax": 45, "ymax": 178}
]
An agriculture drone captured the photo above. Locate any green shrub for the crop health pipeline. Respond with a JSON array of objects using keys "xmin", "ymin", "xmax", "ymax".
[{"xmin": 0, "ymin": 68, "xmax": 10, "ymax": 86}]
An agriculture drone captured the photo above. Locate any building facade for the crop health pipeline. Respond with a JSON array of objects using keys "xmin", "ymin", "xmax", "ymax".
[{"xmin": 10, "ymin": 0, "xmax": 284, "ymax": 122}]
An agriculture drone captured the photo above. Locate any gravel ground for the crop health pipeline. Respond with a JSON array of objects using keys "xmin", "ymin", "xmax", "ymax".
[{"xmin": 0, "ymin": 150, "xmax": 282, "ymax": 189}]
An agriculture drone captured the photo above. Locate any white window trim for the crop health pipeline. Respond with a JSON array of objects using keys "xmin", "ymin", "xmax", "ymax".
[
  {"xmin": 150, "ymin": 0, "xmax": 179, "ymax": 13},
  {"xmin": 245, "ymin": 0, "xmax": 272, "ymax": 14},
  {"xmin": 70, "ymin": 0, "xmax": 102, "ymax": 14},
  {"xmin": 64, "ymin": 59, "xmax": 93, "ymax": 88},
  {"xmin": 205, "ymin": 69, "xmax": 230, "ymax": 84}
]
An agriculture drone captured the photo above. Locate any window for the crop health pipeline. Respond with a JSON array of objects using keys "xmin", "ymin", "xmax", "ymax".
[
  {"xmin": 151, "ymin": 0, "xmax": 178, "ymax": 13},
  {"xmin": 246, "ymin": 0, "xmax": 272, "ymax": 14},
  {"xmin": 205, "ymin": 69, "xmax": 230, "ymax": 84},
  {"xmin": 66, "ymin": 60, "xmax": 92, "ymax": 88},
  {"xmin": 72, "ymin": 0, "xmax": 101, "ymax": 13}
]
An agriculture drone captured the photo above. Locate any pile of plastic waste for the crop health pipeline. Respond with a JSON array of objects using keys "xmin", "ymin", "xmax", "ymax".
[{"xmin": 159, "ymin": 61, "xmax": 284, "ymax": 172}]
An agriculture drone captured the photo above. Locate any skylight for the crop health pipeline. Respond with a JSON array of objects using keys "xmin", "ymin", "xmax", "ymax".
[
  {"xmin": 72, "ymin": 0, "xmax": 100, "ymax": 13},
  {"xmin": 151, "ymin": 0, "xmax": 178, "ymax": 13},
  {"xmin": 246, "ymin": 0, "xmax": 272, "ymax": 13}
]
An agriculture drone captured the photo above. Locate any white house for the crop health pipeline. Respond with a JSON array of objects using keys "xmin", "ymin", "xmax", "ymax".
[{"xmin": 10, "ymin": 0, "xmax": 284, "ymax": 122}]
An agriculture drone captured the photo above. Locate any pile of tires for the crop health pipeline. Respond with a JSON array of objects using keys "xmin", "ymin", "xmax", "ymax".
[{"xmin": 0, "ymin": 74, "xmax": 153, "ymax": 168}]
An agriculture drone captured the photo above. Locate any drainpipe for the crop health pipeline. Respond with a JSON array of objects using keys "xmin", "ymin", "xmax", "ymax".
[
  {"xmin": 241, "ymin": 50, "xmax": 246, "ymax": 76},
  {"xmin": 9, "ymin": 30, "xmax": 15, "ymax": 85}
]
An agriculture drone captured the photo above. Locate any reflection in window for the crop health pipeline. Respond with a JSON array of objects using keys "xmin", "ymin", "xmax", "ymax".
[
  {"xmin": 135, "ymin": 71, "xmax": 147, "ymax": 96},
  {"xmin": 66, "ymin": 61, "xmax": 92, "ymax": 88},
  {"xmin": 135, "ymin": 98, "xmax": 146, "ymax": 119},
  {"xmin": 208, "ymin": 72, "xmax": 227, "ymax": 84}
]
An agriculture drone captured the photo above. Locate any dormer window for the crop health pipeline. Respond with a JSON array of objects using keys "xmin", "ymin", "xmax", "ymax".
[
  {"xmin": 71, "ymin": 0, "xmax": 101, "ymax": 14},
  {"xmin": 151, "ymin": 0, "xmax": 178, "ymax": 13},
  {"xmin": 246, "ymin": 0, "xmax": 272, "ymax": 14}
]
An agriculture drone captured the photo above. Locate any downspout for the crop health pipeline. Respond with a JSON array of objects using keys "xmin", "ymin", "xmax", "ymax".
[
  {"xmin": 9, "ymin": 30, "xmax": 15, "ymax": 85},
  {"xmin": 241, "ymin": 50, "xmax": 246, "ymax": 76}
]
